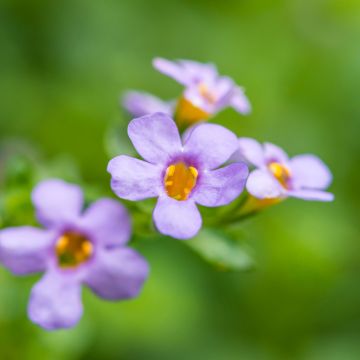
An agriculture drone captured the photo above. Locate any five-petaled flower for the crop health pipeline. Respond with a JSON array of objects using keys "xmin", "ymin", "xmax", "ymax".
[
  {"xmin": 108, "ymin": 112, "xmax": 249, "ymax": 239},
  {"xmin": 237, "ymin": 138, "xmax": 334, "ymax": 202},
  {"xmin": 122, "ymin": 90, "xmax": 174, "ymax": 118},
  {"xmin": 153, "ymin": 58, "xmax": 251, "ymax": 126},
  {"xmin": 0, "ymin": 179, "xmax": 149, "ymax": 330}
]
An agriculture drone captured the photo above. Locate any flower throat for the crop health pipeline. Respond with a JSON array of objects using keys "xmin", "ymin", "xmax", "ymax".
[
  {"xmin": 268, "ymin": 162, "xmax": 291, "ymax": 189},
  {"xmin": 55, "ymin": 231, "xmax": 93, "ymax": 269},
  {"xmin": 164, "ymin": 162, "xmax": 198, "ymax": 201}
]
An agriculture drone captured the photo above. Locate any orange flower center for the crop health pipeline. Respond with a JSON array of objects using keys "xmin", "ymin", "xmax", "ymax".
[
  {"xmin": 55, "ymin": 232, "xmax": 93, "ymax": 269},
  {"xmin": 164, "ymin": 162, "xmax": 198, "ymax": 201},
  {"xmin": 268, "ymin": 162, "xmax": 291, "ymax": 189}
]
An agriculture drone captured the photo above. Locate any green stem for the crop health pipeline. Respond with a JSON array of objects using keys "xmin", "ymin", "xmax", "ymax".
[
  {"xmin": 206, "ymin": 193, "xmax": 253, "ymax": 226},
  {"xmin": 220, "ymin": 209, "xmax": 259, "ymax": 225}
]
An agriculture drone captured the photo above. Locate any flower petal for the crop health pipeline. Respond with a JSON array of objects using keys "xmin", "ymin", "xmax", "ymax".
[
  {"xmin": 85, "ymin": 247, "xmax": 149, "ymax": 300},
  {"xmin": 28, "ymin": 271, "xmax": 83, "ymax": 330},
  {"xmin": 80, "ymin": 198, "xmax": 131, "ymax": 248},
  {"xmin": 238, "ymin": 137, "xmax": 265, "ymax": 167},
  {"xmin": 183, "ymin": 86, "xmax": 212, "ymax": 113},
  {"xmin": 288, "ymin": 189, "xmax": 334, "ymax": 202},
  {"xmin": 289, "ymin": 154, "xmax": 332, "ymax": 190},
  {"xmin": 122, "ymin": 91, "xmax": 174, "ymax": 117},
  {"xmin": 182, "ymin": 123, "xmax": 201, "ymax": 143},
  {"xmin": 263, "ymin": 142, "xmax": 289, "ymax": 164},
  {"xmin": 210, "ymin": 76, "xmax": 235, "ymax": 112},
  {"xmin": 183, "ymin": 78, "xmax": 232, "ymax": 115},
  {"xmin": 194, "ymin": 163, "xmax": 249, "ymax": 207},
  {"xmin": 153, "ymin": 196, "xmax": 202, "ymax": 239},
  {"xmin": 154, "ymin": 58, "xmax": 218, "ymax": 86},
  {"xmin": 246, "ymin": 169, "xmax": 283, "ymax": 199},
  {"xmin": 184, "ymin": 123, "xmax": 238, "ymax": 170},
  {"xmin": 32, "ymin": 179, "xmax": 83, "ymax": 228},
  {"xmin": 230, "ymin": 87, "xmax": 251, "ymax": 114},
  {"xmin": 153, "ymin": 57, "xmax": 189, "ymax": 85},
  {"xmin": 0, "ymin": 227, "xmax": 53, "ymax": 275},
  {"xmin": 180, "ymin": 59, "xmax": 218, "ymax": 84},
  {"xmin": 128, "ymin": 113, "xmax": 182, "ymax": 164},
  {"xmin": 108, "ymin": 155, "xmax": 161, "ymax": 201}
]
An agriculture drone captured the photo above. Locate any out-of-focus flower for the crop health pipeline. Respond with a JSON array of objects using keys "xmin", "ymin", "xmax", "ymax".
[
  {"xmin": 237, "ymin": 138, "xmax": 334, "ymax": 201},
  {"xmin": 0, "ymin": 179, "xmax": 149, "ymax": 330},
  {"xmin": 108, "ymin": 113, "xmax": 248, "ymax": 239},
  {"xmin": 122, "ymin": 90, "xmax": 174, "ymax": 117},
  {"xmin": 153, "ymin": 58, "xmax": 251, "ymax": 127}
]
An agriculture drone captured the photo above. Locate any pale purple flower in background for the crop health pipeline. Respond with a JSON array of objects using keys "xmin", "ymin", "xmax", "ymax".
[
  {"xmin": 122, "ymin": 90, "xmax": 174, "ymax": 118},
  {"xmin": 108, "ymin": 113, "xmax": 248, "ymax": 240},
  {"xmin": 153, "ymin": 58, "xmax": 251, "ymax": 120},
  {"xmin": 0, "ymin": 179, "xmax": 149, "ymax": 330},
  {"xmin": 237, "ymin": 138, "xmax": 334, "ymax": 201}
]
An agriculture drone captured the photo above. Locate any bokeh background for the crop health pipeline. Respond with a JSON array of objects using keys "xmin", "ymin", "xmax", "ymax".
[{"xmin": 1, "ymin": 0, "xmax": 360, "ymax": 359}]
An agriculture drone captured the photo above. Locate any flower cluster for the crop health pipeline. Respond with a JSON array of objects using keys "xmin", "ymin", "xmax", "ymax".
[{"xmin": 0, "ymin": 58, "xmax": 333, "ymax": 331}]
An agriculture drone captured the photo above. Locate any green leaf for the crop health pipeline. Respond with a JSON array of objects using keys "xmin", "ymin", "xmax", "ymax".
[{"xmin": 185, "ymin": 228, "xmax": 255, "ymax": 271}]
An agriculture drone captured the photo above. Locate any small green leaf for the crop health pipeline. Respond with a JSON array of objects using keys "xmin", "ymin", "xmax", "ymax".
[{"xmin": 185, "ymin": 228, "xmax": 255, "ymax": 271}]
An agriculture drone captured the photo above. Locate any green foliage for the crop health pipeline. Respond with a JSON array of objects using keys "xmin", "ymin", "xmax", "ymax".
[
  {"xmin": 0, "ymin": 144, "xmax": 85, "ymax": 227},
  {"xmin": 186, "ymin": 228, "xmax": 255, "ymax": 271},
  {"xmin": 105, "ymin": 119, "xmax": 136, "ymax": 159}
]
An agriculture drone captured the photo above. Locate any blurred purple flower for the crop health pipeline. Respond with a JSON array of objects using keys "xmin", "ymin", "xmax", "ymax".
[
  {"xmin": 108, "ymin": 113, "xmax": 248, "ymax": 240},
  {"xmin": 0, "ymin": 179, "xmax": 149, "ymax": 331},
  {"xmin": 153, "ymin": 58, "xmax": 251, "ymax": 124},
  {"xmin": 122, "ymin": 90, "xmax": 174, "ymax": 117},
  {"xmin": 237, "ymin": 138, "xmax": 334, "ymax": 201}
]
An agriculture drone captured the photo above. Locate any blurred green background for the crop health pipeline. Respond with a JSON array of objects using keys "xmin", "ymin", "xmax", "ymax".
[{"xmin": 1, "ymin": 0, "xmax": 360, "ymax": 359}]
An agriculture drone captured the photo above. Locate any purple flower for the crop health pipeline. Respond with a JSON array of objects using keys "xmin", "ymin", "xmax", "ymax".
[
  {"xmin": 153, "ymin": 58, "xmax": 251, "ymax": 125},
  {"xmin": 237, "ymin": 138, "xmax": 334, "ymax": 201},
  {"xmin": 122, "ymin": 90, "xmax": 174, "ymax": 118},
  {"xmin": 108, "ymin": 113, "xmax": 249, "ymax": 240},
  {"xmin": 0, "ymin": 179, "xmax": 149, "ymax": 330}
]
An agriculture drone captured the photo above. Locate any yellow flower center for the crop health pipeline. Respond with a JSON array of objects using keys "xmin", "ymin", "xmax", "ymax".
[
  {"xmin": 268, "ymin": 162, "xmax": 291, "ymax": 189},
  {"xmin": 55, "ymin": 232, "xmax": 93, "ymax": 269},
  {"xmin": 174, "ymin": 84, "xmax": 216, "ymax": 128},
  {"xmin": 164, "ymin": 162, "xmax": 198, "ymax": 201}
]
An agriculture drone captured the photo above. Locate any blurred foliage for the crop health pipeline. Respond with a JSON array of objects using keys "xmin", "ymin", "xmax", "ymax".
[
  {"xmin": 105, "ymin": 119, "xmax": 136, "ymax": 159},
  {"xmin": 0, "ymin": 0, "xmax": 360, "ymax": 359},
  {"xmin": 186, "ymin": 228, "xmax": 255, "ymax": 271}
]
